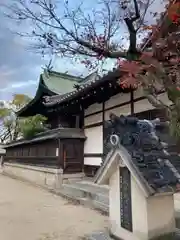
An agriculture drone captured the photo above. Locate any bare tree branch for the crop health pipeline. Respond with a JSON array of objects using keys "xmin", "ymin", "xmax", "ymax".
[{"xmin": 1, "ymin": 0, "xmax": 154, "ymax": 62}]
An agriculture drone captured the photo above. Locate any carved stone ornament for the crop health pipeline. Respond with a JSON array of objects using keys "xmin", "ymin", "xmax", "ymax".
[{"xmin": 103, "ymin": 113, "xmax": 180, "ymax": 191}]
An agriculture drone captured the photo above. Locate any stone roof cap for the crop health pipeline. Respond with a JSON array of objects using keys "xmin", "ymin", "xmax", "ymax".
[{"xmin": 95, "ymin": 114, "xmax": 180, "ymax": 196}]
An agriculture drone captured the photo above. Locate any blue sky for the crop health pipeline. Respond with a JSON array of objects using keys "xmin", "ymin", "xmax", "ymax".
[
  {"xmin": 0, "ymin": 1, "xmax": 90, "ymax": 101},
  {"xmin": 0, "ymin": 22, "xmax": 89, "ymax": 101},
  {"xmin": 0, "ymin": 13, "xmax": 46, "ymax": 100},
  {"xmin": 0, "ymin": 0, "xmax": 164, "ymax": 101}
]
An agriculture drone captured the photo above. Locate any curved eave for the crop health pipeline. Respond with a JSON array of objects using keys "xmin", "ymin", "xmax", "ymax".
[
  {"xmin": 44, "ymin": 69, "xmax": 132, "ymax": 108},
  {"xmin": 17, "ymin": 74, "xmax": 57, "ymax": 117}
]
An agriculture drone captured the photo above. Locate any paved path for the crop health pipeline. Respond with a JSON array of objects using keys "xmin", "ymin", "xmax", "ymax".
[{"xmin": 0, "ymin": 175, "xmax": 108, "ymax": 240}]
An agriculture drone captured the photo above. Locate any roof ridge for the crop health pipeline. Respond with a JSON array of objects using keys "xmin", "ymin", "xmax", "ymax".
[
  {"xmin": 44, "ymin": 70, "xmax": 83, "ymax": 82},
  {"xmin": 43, "ymin": 68, "xmax": 121, "ymax": 107}
]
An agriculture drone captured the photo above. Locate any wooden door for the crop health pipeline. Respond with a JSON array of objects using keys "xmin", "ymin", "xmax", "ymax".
[{"xmin": 62, "ymin": 139, "xmax": 84, "ymax": 173}]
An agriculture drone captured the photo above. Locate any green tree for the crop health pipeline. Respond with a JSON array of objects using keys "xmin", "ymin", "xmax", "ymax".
[
  {"xmin": 20, "ymin": 114, "xmax": 47, "ymax": 139},
  {"xmin": 0, "ymin": 94, "xmax": 47, "ymax": 142}
]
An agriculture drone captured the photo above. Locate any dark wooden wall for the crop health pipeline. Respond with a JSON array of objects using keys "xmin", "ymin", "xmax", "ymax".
[
  {"xmin": 47, "ymin": 112, "xmax": 84, "ymax": 130},
  {"xmin": 5, "ymin": 139, "xmax": 59, "ymax": 168},
  {"xmin": 47, "ymin": 113, "xmax": 77, "ymax": 129},
  {"xmin": 4, "ymin": 138, "xmax": 85, "ymax": 174},
  {"xmin": 59, "ymin": 139, "xmax": 84, "ymax": 174}
]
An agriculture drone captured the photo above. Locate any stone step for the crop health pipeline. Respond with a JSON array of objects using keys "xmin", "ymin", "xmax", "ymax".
[
  {"xmin": 62, "ymin": 184, "xmax": 86, "ymax": 198},
  {"xmin": 94, "ymin": 193, "xmax": 109, "ymax": 206},
  {"xmin": 84, "ymin": 231, "xmax": 114, "ymax": 240},
  {"xmin": 70, "ymin": 181, "xmax": 109, "ymax": 195},
  {"xmin": 52, "ymin": 181, "xmax": 109, "ymax": 213},
  {"xmin": 63, "ymin": 181, "xmax": 108, "ymax": 197},
  {"xmin": 62, "ymin": 183, "xmax": 109, "ymax": 205},
  {"xmin": 51, "ymin": 187, "xmax": 109, "ymax": 214},
  {"xmin": 92, "ymin": 200, "xmax": 109, "ymax": 213},
  {"xmin": 84, "ymin": 230, "xmax": 180, "ymax": 240}
]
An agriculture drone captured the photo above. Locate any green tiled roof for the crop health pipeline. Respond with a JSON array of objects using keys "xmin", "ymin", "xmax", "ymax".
[
  {"xmin": 17, "ymin": 70, "xmax": 83, "ymax": 117},
  {"xmin": 42, "ymin": 70, "xmax": 83, "ymax": 94}
]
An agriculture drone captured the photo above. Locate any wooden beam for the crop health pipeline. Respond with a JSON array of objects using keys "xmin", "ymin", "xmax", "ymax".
[
  {"xmin": 84, "ymin": 153, "xmax": 103, "ymax": 158},
  {"xmin": 83, "ymin": 122, "xmax": 103, "ymax": 129},
  {"xmin": 130, "ymin": 90, "xmax": 134, "ymax": 115},
  {"xmin": 102, "ymin": 100, "xmax": 105, "ymax": 155}
]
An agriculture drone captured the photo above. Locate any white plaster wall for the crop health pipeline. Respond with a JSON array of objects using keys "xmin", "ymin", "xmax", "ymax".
[
  {"xmin": 109, "ymin": 166, "xmax": 175, "ymax": 240},
  {"xmin": 84, "ymin": 126, "xmax": 103, "ymax": 154},
  {"xmin": 105, "ymin": 92, "xmax": 130, "ymax": 109},
  {"xmin": 3, "ymin": 163, "xmax": 56, "ymax": 188},
  {"xmin": 147, "ymin": 195, "xmax": 175, "ymax": 239},
  {"xmin": 134, "ymin": 87, "xmax": 144, "ymax": 99},
  {"xmin": 134, "ymin": 89, "xmax": 172, "ymax": 111},
  {"xmin": 84, "ymin": 112, "xmax": 102, "ymax": 126},
  {"xmin": 110, "ymin": 167, "xmax": 148, "ymax": 240},
  {"xmin": 134, "ymin": 92, "xmax": 172, "ymax": 114},
  {"xmin": 109, "ymin": 168, "xmax": 121, "ymax": 235},
  {"xmin": 134, "ymin": 99, "xmax": 155, "ymax": 113},
  {"xmin": 84, "ymin": 157, "xmax": 102, "ymax": 166},
  {"xmin": 85, "ymin": 103, "xmax": 102, "ymax": 116},
  {"xmin": 105, "ymin": 104, "xmax": 131, "ymax": 120},
  {"xmin": 158, "ymin": 92, "xmax": 173, "ymax": 106},
  {"xmin": 131, "ymin": 175, "xmax": 148, "ymax": 240}
]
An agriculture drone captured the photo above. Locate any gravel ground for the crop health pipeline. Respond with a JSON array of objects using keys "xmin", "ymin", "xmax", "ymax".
[{"xmin": 0, "ymin": 175, "xmax": 108, "ymax": 240}]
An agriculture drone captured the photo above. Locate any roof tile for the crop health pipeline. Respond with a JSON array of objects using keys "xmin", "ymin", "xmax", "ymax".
[
  {"xmin": 43, "ymin": 69, "xmax": 122, "ymax": 107},
  {"xmin": 102, "ymin": 114, "xmax": 180, "ymax": 193}
]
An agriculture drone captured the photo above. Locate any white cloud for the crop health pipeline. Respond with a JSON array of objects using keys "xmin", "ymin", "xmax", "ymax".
[
  {"xmin": 0, "ymin": 80, "xmax": 37, "ymax": 91},
  {"xmin": 0, "ymin": 65, "xmax": 18, "ymax": 88},
  {"xmin": 0, "ymin": 65, "xmax": 17, "ymax": 77},
  {"xmin": 10, "ymin": 80, "xmax": 37, "ymax": 89}
]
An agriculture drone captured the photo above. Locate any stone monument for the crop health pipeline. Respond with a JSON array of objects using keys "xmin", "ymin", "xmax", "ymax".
[{"xmin": 95, "ymin": 114, "xmax": 180, "ymax": 240}]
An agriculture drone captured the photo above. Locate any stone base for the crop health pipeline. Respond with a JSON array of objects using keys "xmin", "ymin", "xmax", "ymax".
[
  {"xmin": 62, "ymin": 173, "xmax": 85, "ymax": 184},
  {"xmin": 84, "ymin": 230, "xmax": 180, "ymax": 240},
  {"xmin": 146, "ymin": 194, "xmax": 175, "ymax": 240},
  {"xmin": 1, "ymin": 163, "xmax": 84, "ymax": 189},
  {"xmin": 2, "ymin": 163, "xmax": 58, "ymax": 189},
  {"xmin": 85, "ymin": 231, "xmax": 114, "ymax": 240}
]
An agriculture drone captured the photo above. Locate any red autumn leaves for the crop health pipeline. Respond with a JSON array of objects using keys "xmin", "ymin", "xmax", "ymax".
[
  {"xmin": 118, "ymin": 52, "xmax": 158, "ymax": 89},
  {"xmin": 118, "ymin": 60, "xmax": 141, "ymax": 88},
  {"xmin": 167, "ymin": 2, "xmax": 180, "ymax": 24},
  {"xmin": 118, "ymin": 1, "xmax": 180, "ymax": 90}
]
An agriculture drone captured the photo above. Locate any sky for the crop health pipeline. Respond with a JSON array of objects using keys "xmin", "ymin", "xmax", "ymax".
[
  {"xmin": 0, "ymin": 12, "xmax": 46, "ymax": 100},
  {"xmin": 0, "ymin": 21, "xmax": 89, "ymax": 101},
  {"xmin": 0, "ymin": 0, "xmax": 165, "ymax": 102},
  {"xmin": 0, "ymin": 1, "xmax": 90, "ymax": 101}
]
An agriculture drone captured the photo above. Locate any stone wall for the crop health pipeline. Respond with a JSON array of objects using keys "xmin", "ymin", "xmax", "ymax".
[
  {"xmin": 1, "ymin": 162, "xmax": 59, "ymax": 189},
  {"xmin": 1, "ymin": 162, "xmax": 85, "ymax": 187}
]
